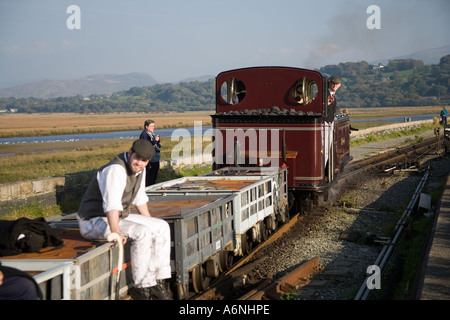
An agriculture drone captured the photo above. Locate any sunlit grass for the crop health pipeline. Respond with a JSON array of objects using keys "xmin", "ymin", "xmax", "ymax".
[
  {"xmin": 0, "ymin": 111, "xmax": 212, "ymax": 138},
  {"xmin": 350, "ymin": 123, "xmax": 436, "ymax": 147},
  {"xmin": 0, "ymin": 163, "xmax": 212, "ymax": 220},
  {"xmin": 1, "ymin": 202, "xmax": 63, "ymax": 221},
  {"xmin": 0, "ymin": 137, "xmax": 213, "ymax": 184}
]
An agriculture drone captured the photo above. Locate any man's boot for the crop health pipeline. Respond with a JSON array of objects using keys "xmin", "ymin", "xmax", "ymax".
[
  {"xmin": 148, "ymin": 280, "xmax": 173, "ymax": 300},
  {"xmin": 129, "ymin": 286, "xmax": 151, "ymax": 300}
]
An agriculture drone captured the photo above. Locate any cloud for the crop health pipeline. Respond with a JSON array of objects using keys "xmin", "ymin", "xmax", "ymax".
[
  {"xmin": 60, "ymin": 40, "xmax": 80, "ymax": 51},
  {"xmin": 1, "ymin": 44, "xmax": 23, "ymax": 55},
  {"xmin": 302, "ymin": 1, "xmax": 450, "ymax": 69},
  {"xmin": 1, "ymin": 42, "xmax": 55, "ymax": 56},
  {"xmin": 279, "ymin": 47, "xmax": 295, "ymax": 56}
]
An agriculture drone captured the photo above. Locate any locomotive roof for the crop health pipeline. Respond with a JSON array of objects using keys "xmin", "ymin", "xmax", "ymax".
[{"xmin": 216, "ymin": 66, "xmax": 326, "ymax": 115}]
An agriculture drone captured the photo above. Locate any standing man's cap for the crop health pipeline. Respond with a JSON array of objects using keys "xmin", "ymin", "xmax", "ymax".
[
  {"xmin": 131, "ymin": 139, "xmax": 155, "ymax": 160},
  {"xmin": 329, "ymin": 76, "xmax": 342, "ymax": 84}
]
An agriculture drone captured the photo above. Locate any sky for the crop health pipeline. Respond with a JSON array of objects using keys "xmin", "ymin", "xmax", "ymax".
[{"xmin": 0, "ymin": 0, "xmax": 449, "ymax": 88}]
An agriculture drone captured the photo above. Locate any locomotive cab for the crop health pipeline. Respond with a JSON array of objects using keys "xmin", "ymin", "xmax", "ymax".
[{"xmin": 212, "ymin": 67, "xmax": 352, "ymax": 212}]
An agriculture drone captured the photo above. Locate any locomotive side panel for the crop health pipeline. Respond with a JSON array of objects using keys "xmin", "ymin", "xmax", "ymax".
[
  {"xmin": 283, "ymin": 124, "xmax": 324, "ymax": 189},
  {"xmin": 211, "ymin": 119, "xmax": 350, "ymax": 193},
  {"xmin": 211, "ymin": 120, "xmax": 324, "ymax": 190},
  {"xmin": 334, "ymin": 114, "xmax": 352, "ymax": 172}
]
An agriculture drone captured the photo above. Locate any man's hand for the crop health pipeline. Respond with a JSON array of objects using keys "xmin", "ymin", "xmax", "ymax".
[{"xmin": 106, "ymin": 210, "xmax": 127, "ymax": 244}]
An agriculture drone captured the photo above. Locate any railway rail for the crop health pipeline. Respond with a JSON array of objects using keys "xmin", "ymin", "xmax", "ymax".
[
  {"xmin": 342, "ymin": 136, "xmax": 440, "ymax": 182},
  {"xmin": 192, "ymin": 135, "xmax": 442, "ymax": 300},
  {"xmin": 354, "ymin": 168, "xmax": 430, "ymax": 300}
]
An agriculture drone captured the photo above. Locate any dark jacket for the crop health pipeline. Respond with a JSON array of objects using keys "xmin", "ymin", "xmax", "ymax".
[
  {"xmin": 0, "ymin": 217, "xmax": 64, "ymax": 257},
  {"xmin": 0, "ymin": 263, "xmax": 44, "ymax": 300},
  {"xmin": 139, "ymin": 130, "xmax": 161, "ymax": 163}
]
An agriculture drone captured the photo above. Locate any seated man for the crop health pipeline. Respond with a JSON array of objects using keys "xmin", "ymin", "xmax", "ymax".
[{"xmin": 77, "ymin": 139, "xmax": 172, "ymax": 300}]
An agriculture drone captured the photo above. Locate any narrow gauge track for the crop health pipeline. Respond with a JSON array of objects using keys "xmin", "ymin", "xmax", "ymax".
[
  {"xmin": 354, "ymin": 169, "xmax": 430, "ymax": 300},
  {"xmin": 193, "ymin": 136, "xmax": 442, "ymax": 300},
  {"xmin": 341, "ymin": 136, "xmax": 441, "ymax": 181}
]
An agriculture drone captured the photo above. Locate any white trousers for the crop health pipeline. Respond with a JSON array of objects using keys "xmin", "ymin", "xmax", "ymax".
[
  {"xmin": 77, "ymin": 213, "xmax": 171, "ymax": 288},
  {"xmin": 324, "ymin": 121, "xmax": 334, "ymax": 166}
]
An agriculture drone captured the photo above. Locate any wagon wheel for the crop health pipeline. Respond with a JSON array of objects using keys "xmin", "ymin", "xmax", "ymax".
[
  {"xmin": 260, "ymin": 220, "xmax": 269, "ymax": 242},
  {"xmin": 219, "ymin": 251, "xmax": 233, "ymax": 272},
  {"xmin": 175, "ymin": 283, "xmax": 189, "ymax": 300},
  {"xmin": 241, "ymin": 232, "xmax": 253, "ymax": 255},
  {"xmin": 191, "ymin": 264, "xmax": 210, "ymax": 293}
]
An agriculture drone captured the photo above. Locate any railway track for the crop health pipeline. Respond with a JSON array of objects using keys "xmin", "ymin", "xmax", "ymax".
[
  {"xmin": 193, "ymin": 213, "xmax": 312, "ymax": 300},
  {"xmin": 342, "ymin": 136, "xmax": 441, "ymax": 181},
  {"xmin": 192, "ymin": 135, "xmax": 443, "ymax": 300}
]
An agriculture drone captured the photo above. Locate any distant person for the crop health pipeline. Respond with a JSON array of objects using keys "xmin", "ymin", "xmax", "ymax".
[
  {"xmin": 77, "ymin": 139, "xmax": 172, "ymax": 300},
  {"xmin": 139, "ymin": 119, "xmax": 161, "ymax": 186},
  {"xmin": 440, "ymin": 106, "xmax": 448, "ymax": 126},
  {"xmin": 0, "ymin": 264, "xmax": 42, "ymax": 300}
]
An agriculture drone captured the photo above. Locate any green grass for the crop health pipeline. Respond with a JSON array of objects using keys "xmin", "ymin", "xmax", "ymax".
[
  {"xmin": 2, "ymin": 202, "xmax": 63, "ymax": 221},
  {"xmin": 0, "ymin": 138, "xmax": 213, "ymax": 184},
  {"xmin": 1, "ymin": 164, "xmax": 212, "ymax": 220},
  {"xmin": 350, "ymin": 123, "xmax": 436, "ymax": 147}
]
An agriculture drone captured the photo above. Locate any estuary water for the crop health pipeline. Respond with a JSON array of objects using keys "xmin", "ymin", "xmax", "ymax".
[{"xmin": 0, "ymin": 126, "xmax": 212, "ymax": 145}]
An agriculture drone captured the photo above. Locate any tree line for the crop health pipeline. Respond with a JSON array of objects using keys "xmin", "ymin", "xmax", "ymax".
[
  {"xmin": 1, "ymin": 55, "xmax": 449, "ymax": 113},
  {"xmin": 321, "ymin": 55, "xmax": 450, "ymax": 107}
]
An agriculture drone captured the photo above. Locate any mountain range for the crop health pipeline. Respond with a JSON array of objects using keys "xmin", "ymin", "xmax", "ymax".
[
  {"xmin": 0, "ymin": 73, "xmax": 158, "ymax": 99},
  {"xmin": 1, "ymin": 45, "xmax": 449, "ymax": 99}
]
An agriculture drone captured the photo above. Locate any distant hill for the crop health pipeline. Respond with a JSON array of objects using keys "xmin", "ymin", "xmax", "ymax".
[
  {"xmin": 0, "ymin": 73, "xmax": 158, "ymax": 99},
  {"xmin": 372, "ymin": 45, "xmax": 450, "ymax": 66},
  {"xmin": 176, "ymin": 75, "xmax": 215, "ymax": 83}
]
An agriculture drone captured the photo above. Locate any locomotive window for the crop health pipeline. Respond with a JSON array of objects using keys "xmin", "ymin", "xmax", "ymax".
[
  {"xmin": 220, "ymin": 78, "xmax": 246, "ymax": 105},
  {"xmin": 290, "ymin": 78, "xmax": 318, "ymax": 105}
]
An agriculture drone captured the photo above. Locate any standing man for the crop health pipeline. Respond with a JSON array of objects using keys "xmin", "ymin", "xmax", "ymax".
[
  {"xmin": 323, "ymin": 75, "xmax": 342, "ymax": 180},
  {"xmin": 140, "ymin": 119, "xmax": 161, "ymax": 186},
  {"xmin": 327, "ymin": 75, "xmax": 342, "ymax": 118},
  {"xmin": 77, "ymin": 139, "xmax": 172, "ymax": 300}
]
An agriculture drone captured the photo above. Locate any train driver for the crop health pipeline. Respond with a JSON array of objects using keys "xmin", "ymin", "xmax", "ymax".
[{"xmin": 324, "ymin": 76, "xmax": 342, "ymax": 178}]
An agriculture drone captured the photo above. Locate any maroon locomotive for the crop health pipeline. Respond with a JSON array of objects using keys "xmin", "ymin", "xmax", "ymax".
[{"xmin": 211, "ymin": 66, "xmax": 352, "ymax": 213}]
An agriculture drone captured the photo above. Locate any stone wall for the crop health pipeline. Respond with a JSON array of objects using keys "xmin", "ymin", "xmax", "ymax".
[
  {"xmin": 350, "ymin": 119, "xmax": 433, "ymax": 140},
  {"xmin": 0, "ymin": 170, "xmax": 96, "ymax": 215}
]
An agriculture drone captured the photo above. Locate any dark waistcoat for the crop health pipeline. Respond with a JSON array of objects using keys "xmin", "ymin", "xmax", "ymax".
[{"xmin": 77, "ymin": 153, "xmax": 143, "ymax": 220}]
